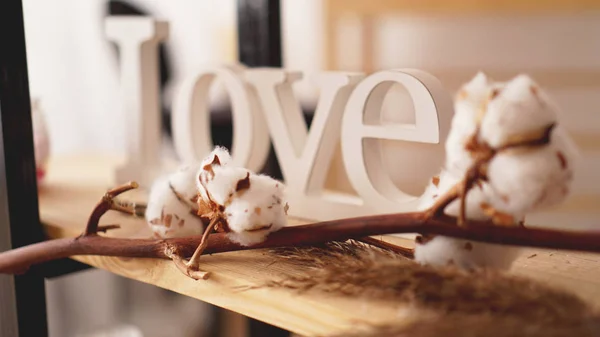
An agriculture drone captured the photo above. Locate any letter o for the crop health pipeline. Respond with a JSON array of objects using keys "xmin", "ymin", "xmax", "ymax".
[{"xmin": 171, "ymin": 65, "xmax": 270, "ymax": 171}]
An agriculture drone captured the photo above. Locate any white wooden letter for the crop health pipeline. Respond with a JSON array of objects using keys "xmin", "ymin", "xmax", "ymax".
[
  {"xmin": 171, "ymin": 65, "xmax": 270, "ymax": 171},
  {"xmin": 245, "ymin": 69, "xmax": 368, "ymax": 220},
  {"xmin": 105, "ymin": 17, "xmax": 168, "ymax": 187},
  {"xmin": 341, "ymin": 69, "xmax": 453, "ymax": 212}
]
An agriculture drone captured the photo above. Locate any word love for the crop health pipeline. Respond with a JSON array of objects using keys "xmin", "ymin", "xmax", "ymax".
[{"xmin": 105, "ymin": 17, "xmax": 454, "ymax": 221}]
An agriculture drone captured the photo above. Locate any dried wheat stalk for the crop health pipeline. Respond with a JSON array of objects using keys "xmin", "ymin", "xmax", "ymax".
[{"xmin": 256, "ymin": 241, "xmax": 600, "ymax": 337}]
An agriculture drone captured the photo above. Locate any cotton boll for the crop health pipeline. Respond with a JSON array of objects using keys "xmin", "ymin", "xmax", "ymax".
[
  {"xmin": 480, "ymin": 74, "xmax": 558, "ymax": 148},
  {"xmin": 484, "ymin": 125, "xmax": 577, "ymax": 216},
  {"xmin": 223, "ymin": 171, "xmax": 287, "ymax": 246},
  {"xmin": 414, "ymin": 170, "xmax": 522, "ymax": 270},
  {"xmin": 145, "ymin": 165, "xmax": 206, "ymax": 238},
  {"xmin": 146, "ymin": 146, "xmax": 233, "ymax": 238},
  {"xmin": 414, "ymin": 235, "xmax": 521, "ymax": 270},
  {"xmin": 197, "ymin": 164, "xmax": 288, "ymax": 246}
]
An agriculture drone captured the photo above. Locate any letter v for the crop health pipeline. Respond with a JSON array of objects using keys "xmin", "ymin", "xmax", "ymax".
[{"xmin": 245, "ymin": 69, "xmax": 364, "ymax": 220}]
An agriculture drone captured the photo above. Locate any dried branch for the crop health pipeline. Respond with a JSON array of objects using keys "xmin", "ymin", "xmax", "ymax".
[
  {"xmin": 1, "ymin": 210, "xmax": 599, "ymax": 275},
  {"xmin": 84, "ymin": 181, "xmax": 139, "ymax": 235}
]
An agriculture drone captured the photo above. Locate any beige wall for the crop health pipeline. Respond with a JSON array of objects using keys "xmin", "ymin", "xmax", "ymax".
[{"xmin": 327, "ymin": 11, "xmax": 600, "ymax": 230}]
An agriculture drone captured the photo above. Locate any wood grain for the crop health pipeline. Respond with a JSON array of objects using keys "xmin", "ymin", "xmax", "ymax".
[
  {"xmin": 38, "ymin": 154, "xmax": 600, "ymax": 335},
  {"xmin": 326, "ymin": 0, "xmax": 600, "ymax": 16}
]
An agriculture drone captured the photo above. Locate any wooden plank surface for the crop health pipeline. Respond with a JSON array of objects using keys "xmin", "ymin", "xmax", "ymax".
[
  {"xmin": 326, "ymin": 0, "xmax": 600, "ymax": 17},
  {"xmin": 38, "ymin": 154, "xmax": 600, "ymax": 336}
]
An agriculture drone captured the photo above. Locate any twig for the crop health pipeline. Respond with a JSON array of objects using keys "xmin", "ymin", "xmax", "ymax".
[
  {"xmin": 425, "ymin": 183, "xmax": 461, "ymax": 219},
  {"xmin": 171, "ymin": 217, "xmax": 217, "ymax": 280},
  {"xmin": 112, "ymin": 198, "xmax": 147, "ymax": 217},
  {"xmin": 84, "ymin": 182, "xmax": 139, "ymax": 235},
  {"xmin": 357, "ymin": 237, "xmax": 414, "ymax": 259},
  {"xmin": 97, "ymin": 224, "xmax": 121, "ymax": 233},
  {"xmin": 1, "ymin": 211, "xmax": 599, "ymax": 275}
]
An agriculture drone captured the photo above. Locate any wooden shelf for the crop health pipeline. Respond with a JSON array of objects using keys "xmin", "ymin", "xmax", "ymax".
[{"xmin": 38, "ymin": 154, "xmax": 600, "ymax": 336}]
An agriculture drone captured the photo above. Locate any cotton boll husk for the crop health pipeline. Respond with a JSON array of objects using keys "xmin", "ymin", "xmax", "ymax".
[
  {"xmin": 480, "ymin": 74, "xmax": 558, "ymax": 149},
  {"xmin": 484, "ymin": 125, "xmax": 578, "ymax": 215},
  {"xmin": 145, "ymin": 165, "xmax": 205, "ymax": 238},
  {"xmin": 414, "ymin": 170, "xmax": 521, "ymax": 270}
]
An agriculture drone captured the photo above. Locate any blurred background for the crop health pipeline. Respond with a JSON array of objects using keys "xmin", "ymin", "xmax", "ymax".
[{"xmin": 20, "ymin": 0, "xmax": 600, "ymax": 336}]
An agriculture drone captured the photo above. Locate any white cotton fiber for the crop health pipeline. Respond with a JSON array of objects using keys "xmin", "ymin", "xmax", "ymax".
[
  {"xmin": 224, "ymin": 173, "xmax": 287, "ymax": 245},
  {"xmin": 414, "ymin": 170, "xmax": 522, "ymax": 270},
  {"xmin": 418, "ymin": 169, "xmax": 490, "ymax": 221},
  {"xmin": 146, "ymin": 145, "xmax": 288, "ymax": 245},
  {"xmin": 199, "ymin": 165, "xmax": 288, "ymax": 246},
  {"xmin": 444, "ymin": 72, "xmax": 490, "ymax": 175},
  {"xmin": 200, "ymin": 145, "xmax": 232, "ymax": 168},
  {"xmin": 480, "ymin": 74, "xmax": 558, "ymax": 149},
  {"xmin": 414, "ymin": 73, "xmax": 580, "ymax": 271},
  {"xmin": 445, "ymin": 73, "xmax": 508, "ymax": 175},
  {"xmin": 145, "ymin": 164, "xmax": 206, "ymax": 238},
  {"xmin": 197, "ymin": 166, "xmax": 248, "ymax": 205},
  {"xmin": 484, "ymin": 125, "xmax": 578, "ymax": 216},
  {"xmin": 145, "ymin": 147, "xmax": 230, "ymax": 239},
  {"xmin": 417, "ymin": 173, "xmax": 442, "ymax": 211},
  {"xmin": 194, "ymin": 147, "xmax": 288, "ymax": 246},
  {"xmin": 196, "ymin": 147, "xmax": 233, "ymax": 199},
  {"xmin": 414, "ymin": 235, "xmax": 521, "ymax": 270}
]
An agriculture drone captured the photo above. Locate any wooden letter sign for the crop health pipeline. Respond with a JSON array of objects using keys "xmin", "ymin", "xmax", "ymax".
[{"xmin": 105, "ymin": 17, "xmax": 454, "ymax": 221}]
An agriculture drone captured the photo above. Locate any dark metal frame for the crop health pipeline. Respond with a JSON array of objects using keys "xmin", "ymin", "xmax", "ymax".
[
  {"xmin": 0, "ymin": 0, "xmax": 290, "ymax": 336},
  {"xmin": 0, "ymin": 0, "xmax": 49, "ymax": 335}
]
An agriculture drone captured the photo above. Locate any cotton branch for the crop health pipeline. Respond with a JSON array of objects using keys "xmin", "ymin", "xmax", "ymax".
[
  {"xmin": 424, "ymin": 123, "xmax": 556, "ymax": 227},
  {"xmin": 0, "ymin": 209, "xmax": 599, "ymax": 275}
]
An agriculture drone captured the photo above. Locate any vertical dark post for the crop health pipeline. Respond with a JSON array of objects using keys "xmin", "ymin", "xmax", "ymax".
[
  {"xmin": 0, "ymin": 0, "xmax": 49, "ymax": 336},
  {"xmin": 236, "ymin": 1, "xmax": 289, "ymax": 336},
  {"xmin": 237, "ymin": 0, "xmax": 282, "ymax": 68},
  {"xmin": 237, "ymin": 0, "xmax": 285, "ymax": 183}
]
